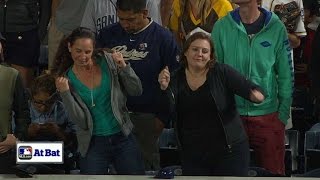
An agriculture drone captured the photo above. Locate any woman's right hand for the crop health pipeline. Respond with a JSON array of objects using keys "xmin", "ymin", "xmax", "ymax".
[
  {"xmin": 158, "ymin": 66, "xmax": 170, "ymax": 90},
  {"xmin": 55, "ymin": 77, "xmax": 69, "ymax": 92}
]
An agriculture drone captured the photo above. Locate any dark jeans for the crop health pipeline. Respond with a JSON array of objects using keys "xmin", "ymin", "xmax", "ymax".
[
  {"xmin": 181, "ymin": 140, "xmax": 250, "ymax": 176},
  {"xmin": 0, "ymin": 150, "xmax": 15, "ymax": 174},
  {"xmin": 79, "ymin": 132, "xmax": 145, "ymax": 175}
]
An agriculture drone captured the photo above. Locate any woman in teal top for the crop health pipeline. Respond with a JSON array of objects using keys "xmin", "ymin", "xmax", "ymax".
[{"xmin": 52, "ymin": 27, "xmax": 144, "ymax": 175}]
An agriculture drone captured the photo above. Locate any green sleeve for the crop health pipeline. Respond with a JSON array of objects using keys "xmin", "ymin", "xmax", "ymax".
[
  {"xmin": 275, "ymin": 25, "xmax": 294, "ymax": 124},
  {"xmin": 211, "ymin": 20, "xmax": 224, "ymax": 63}
]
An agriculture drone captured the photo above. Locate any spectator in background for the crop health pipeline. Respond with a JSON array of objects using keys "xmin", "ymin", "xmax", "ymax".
[
  {"xmin": 160, "ymin": 0, "xmax": 174, "ymax": 27},
  {"xmin": 0, "ymin": 33, "xmax": 30, "ymax": 174},
  {"xmin": 15, "ymin": 72, "xmax": 79, "ymax": 174},
  {"xmin": 97, "ymin": 0, "xmax": 180, "ymax": 171},
  {"xmin": 212, "ymin": 0, "xmax": 293, "ymax": 175},
  {"xmin": 292, "ymin": 0, "xmax": 319, "ymax": 118},
  {"xmin": 53, "ymin": 27, "xmax": 144, "ymax": 175},
  {"xmin": 48, "ymin": 0, "xmax": 88, "ymax": 69},
  {"xmin": 167, "ymin": 0, "xmax": 233, "ymax": 46},
  {"xmin": 311, "ymin": 21, "xmax": 320, "ymax": 122},
  {"xmin": 158, "ymin": 31, "xmax": 264, "ymax": 176},
  {"xmin": 0, "ymin": 0, "xmax": 51, "ymax": 88},
  {"xmin": 80, "ymin": 0, "xmax": 162, "ymax": 35},
  {"xmin": 308, "ymin": 23, "xmax": 320, "ymax": 128},
  {"xmin": 261, "ymin": 0, "xmax": 306, "ymax": 48},
  {"xmin": 261, "ymin": 0, "xmax": 306, "ymax": 130},
  {"xmin": 28, "ymin": 73, "xmax": 77, "ymax": 151}
]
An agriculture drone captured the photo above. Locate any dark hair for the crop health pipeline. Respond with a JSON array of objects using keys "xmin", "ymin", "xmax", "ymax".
[
  {"xmin": 116, "ymin": 0, "xmax": 147, "ymax": 12},
  {"xmin": 304, "ymin": 0, "xmax": 319, "ymax": 16},
  {"xmin": 51, "ymin": 27, "xmax": 96, "ymax": 76},
  {"xmin": 30, "ymin": 73, "xmax": 57, "ymax": 98},
  {"xmin": 180, "ymin": 32, "xmax": 216, "ymax": 68}
]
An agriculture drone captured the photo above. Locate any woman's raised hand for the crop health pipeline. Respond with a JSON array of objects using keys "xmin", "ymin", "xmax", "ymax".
[
  {"xmin": 158, "ymin": 66, "xmax": 170, "ymax": 90},
  {"xmin": 55, "ymin": 77, "xmax": 70, "ymax": 92},
  {"xmin": 112, "ymin": 51, "xmax": 126, "ymax": 69}
]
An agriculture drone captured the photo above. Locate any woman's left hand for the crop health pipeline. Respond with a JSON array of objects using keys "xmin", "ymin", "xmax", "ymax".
[{"xmin": 112, "ymin": 51, "xmax": 126, "ymax": 69}]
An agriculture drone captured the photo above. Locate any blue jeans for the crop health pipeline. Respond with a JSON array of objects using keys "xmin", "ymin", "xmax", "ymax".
[{"xmin": 80, "ymin": 132, "xmax": 145, "ymax": 175}]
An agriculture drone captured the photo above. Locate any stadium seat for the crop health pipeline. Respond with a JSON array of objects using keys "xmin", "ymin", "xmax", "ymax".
[
  {"xmin": 158, "ymin": 128, "xmax": 181, "ymax": 168},
  {"xmin": 304, "ymin": 131, "xmax": 320, "ymax": 172}
]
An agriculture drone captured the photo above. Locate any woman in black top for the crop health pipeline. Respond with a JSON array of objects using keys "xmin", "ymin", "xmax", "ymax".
[{"xmin": 158, "ymin": 31, "xmax": 265, "ymax": 176}]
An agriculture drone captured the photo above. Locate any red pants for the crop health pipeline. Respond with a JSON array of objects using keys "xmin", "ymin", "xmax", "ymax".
[{"xmin": 241, "ymin": 112, "xmax": 285, "ymax": 175}]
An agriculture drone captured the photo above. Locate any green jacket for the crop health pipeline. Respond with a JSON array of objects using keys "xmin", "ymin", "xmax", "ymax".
[
  {"xmin": 212, "ymin": 8, "xmax": 293, "ymax": 124},
  {"xmin": 0, "ymin": 65, "xmax": 29, "ymax": 142}
]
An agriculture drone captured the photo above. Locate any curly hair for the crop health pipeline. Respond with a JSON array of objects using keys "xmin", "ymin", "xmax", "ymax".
[
  {"xmin": 180, "ymin": 32, "xmax": 216, "ymax": 68},
  {"xmin": 51, "ymin": 27, "xmax": 96, "ymax": 76}
]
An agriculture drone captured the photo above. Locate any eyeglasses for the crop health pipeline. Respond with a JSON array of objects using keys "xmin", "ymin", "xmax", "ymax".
[{"xmin": 31, "ymin": 91, "xmax": 58, "ymax": 108}]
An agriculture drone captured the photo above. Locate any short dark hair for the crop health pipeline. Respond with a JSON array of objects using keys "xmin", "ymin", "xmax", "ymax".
[{"xmin": 116, "ymin": 0, "xmax": 147, "ymax": 12}]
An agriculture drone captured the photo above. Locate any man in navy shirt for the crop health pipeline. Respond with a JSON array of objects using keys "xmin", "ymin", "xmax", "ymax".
[{"xmin": 98, "ymin": 0, "xmax": 179, "ymax": 171}]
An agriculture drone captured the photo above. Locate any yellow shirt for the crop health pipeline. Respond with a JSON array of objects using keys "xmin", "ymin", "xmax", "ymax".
[{"xmin": 169, "ymin": 0, "xmax": 233, "ymax": 36}]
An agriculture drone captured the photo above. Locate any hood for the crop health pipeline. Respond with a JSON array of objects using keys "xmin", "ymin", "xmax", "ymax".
[{"xmin": 229, "ymin": 7, "xmax": 276, "ymax": 29}]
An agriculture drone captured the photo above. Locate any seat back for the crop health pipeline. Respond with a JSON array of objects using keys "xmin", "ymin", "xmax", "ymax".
[
  {"xmin": 285, "ymin": 130, "xmax": 300, "ymax": 174},
  {"xmin": 304, "ymin": 131, "xmax": 320, "ymax": 172},
  {"xmin": 158, "ymin": 128, "xmax": 180, "ymax": 168}
]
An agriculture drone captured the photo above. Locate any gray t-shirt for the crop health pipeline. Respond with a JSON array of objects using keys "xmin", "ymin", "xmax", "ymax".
[
  {"xmin": 55, "ymin": 0, "xmax": 88, "ymax": 35},
  {"xmin": 80, "ymin": 0, "xmax": 162, "ymax": 35}
]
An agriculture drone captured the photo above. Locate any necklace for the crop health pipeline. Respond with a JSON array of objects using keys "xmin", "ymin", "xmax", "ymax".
[
  {"xmin": 90, "ymin": 66, "xmax": 95, "ymax": 107},
  {"xmin": 73, "ymin": 65, "xmax": 96, "ymax": 108}
]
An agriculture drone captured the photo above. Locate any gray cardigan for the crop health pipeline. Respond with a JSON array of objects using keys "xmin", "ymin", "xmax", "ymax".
[{"xmin": 59, "ymin": 52, "xmax": 142, "ymax": 156}]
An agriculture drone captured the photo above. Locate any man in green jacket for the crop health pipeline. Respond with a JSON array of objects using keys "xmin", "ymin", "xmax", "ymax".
[
  {"xmin": 0, "ymin": 33, "xmax": 30, "ymax": 174},
  {"xmin": 212, "ymin": 0, "xmax": 293, "ymax": 175}
]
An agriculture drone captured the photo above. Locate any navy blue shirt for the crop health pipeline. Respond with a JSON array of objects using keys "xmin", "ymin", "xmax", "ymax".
[{"xmin": 98, "ymin": 20, "xmax": 180, "ymax": 117}]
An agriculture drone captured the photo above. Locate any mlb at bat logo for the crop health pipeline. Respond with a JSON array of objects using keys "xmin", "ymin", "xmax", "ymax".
[
  {"xmin": 16, "ymin": 142, "xmax": 63, "ymax": 164},
  {"xmin": 18, "ymin": 146, "xmax": 32, "ymax": 160}
]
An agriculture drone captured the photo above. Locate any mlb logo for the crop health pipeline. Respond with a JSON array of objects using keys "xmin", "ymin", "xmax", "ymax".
[{"xmin": 18, "ymin": 146, "xmax": 32, "ymax": 160}]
